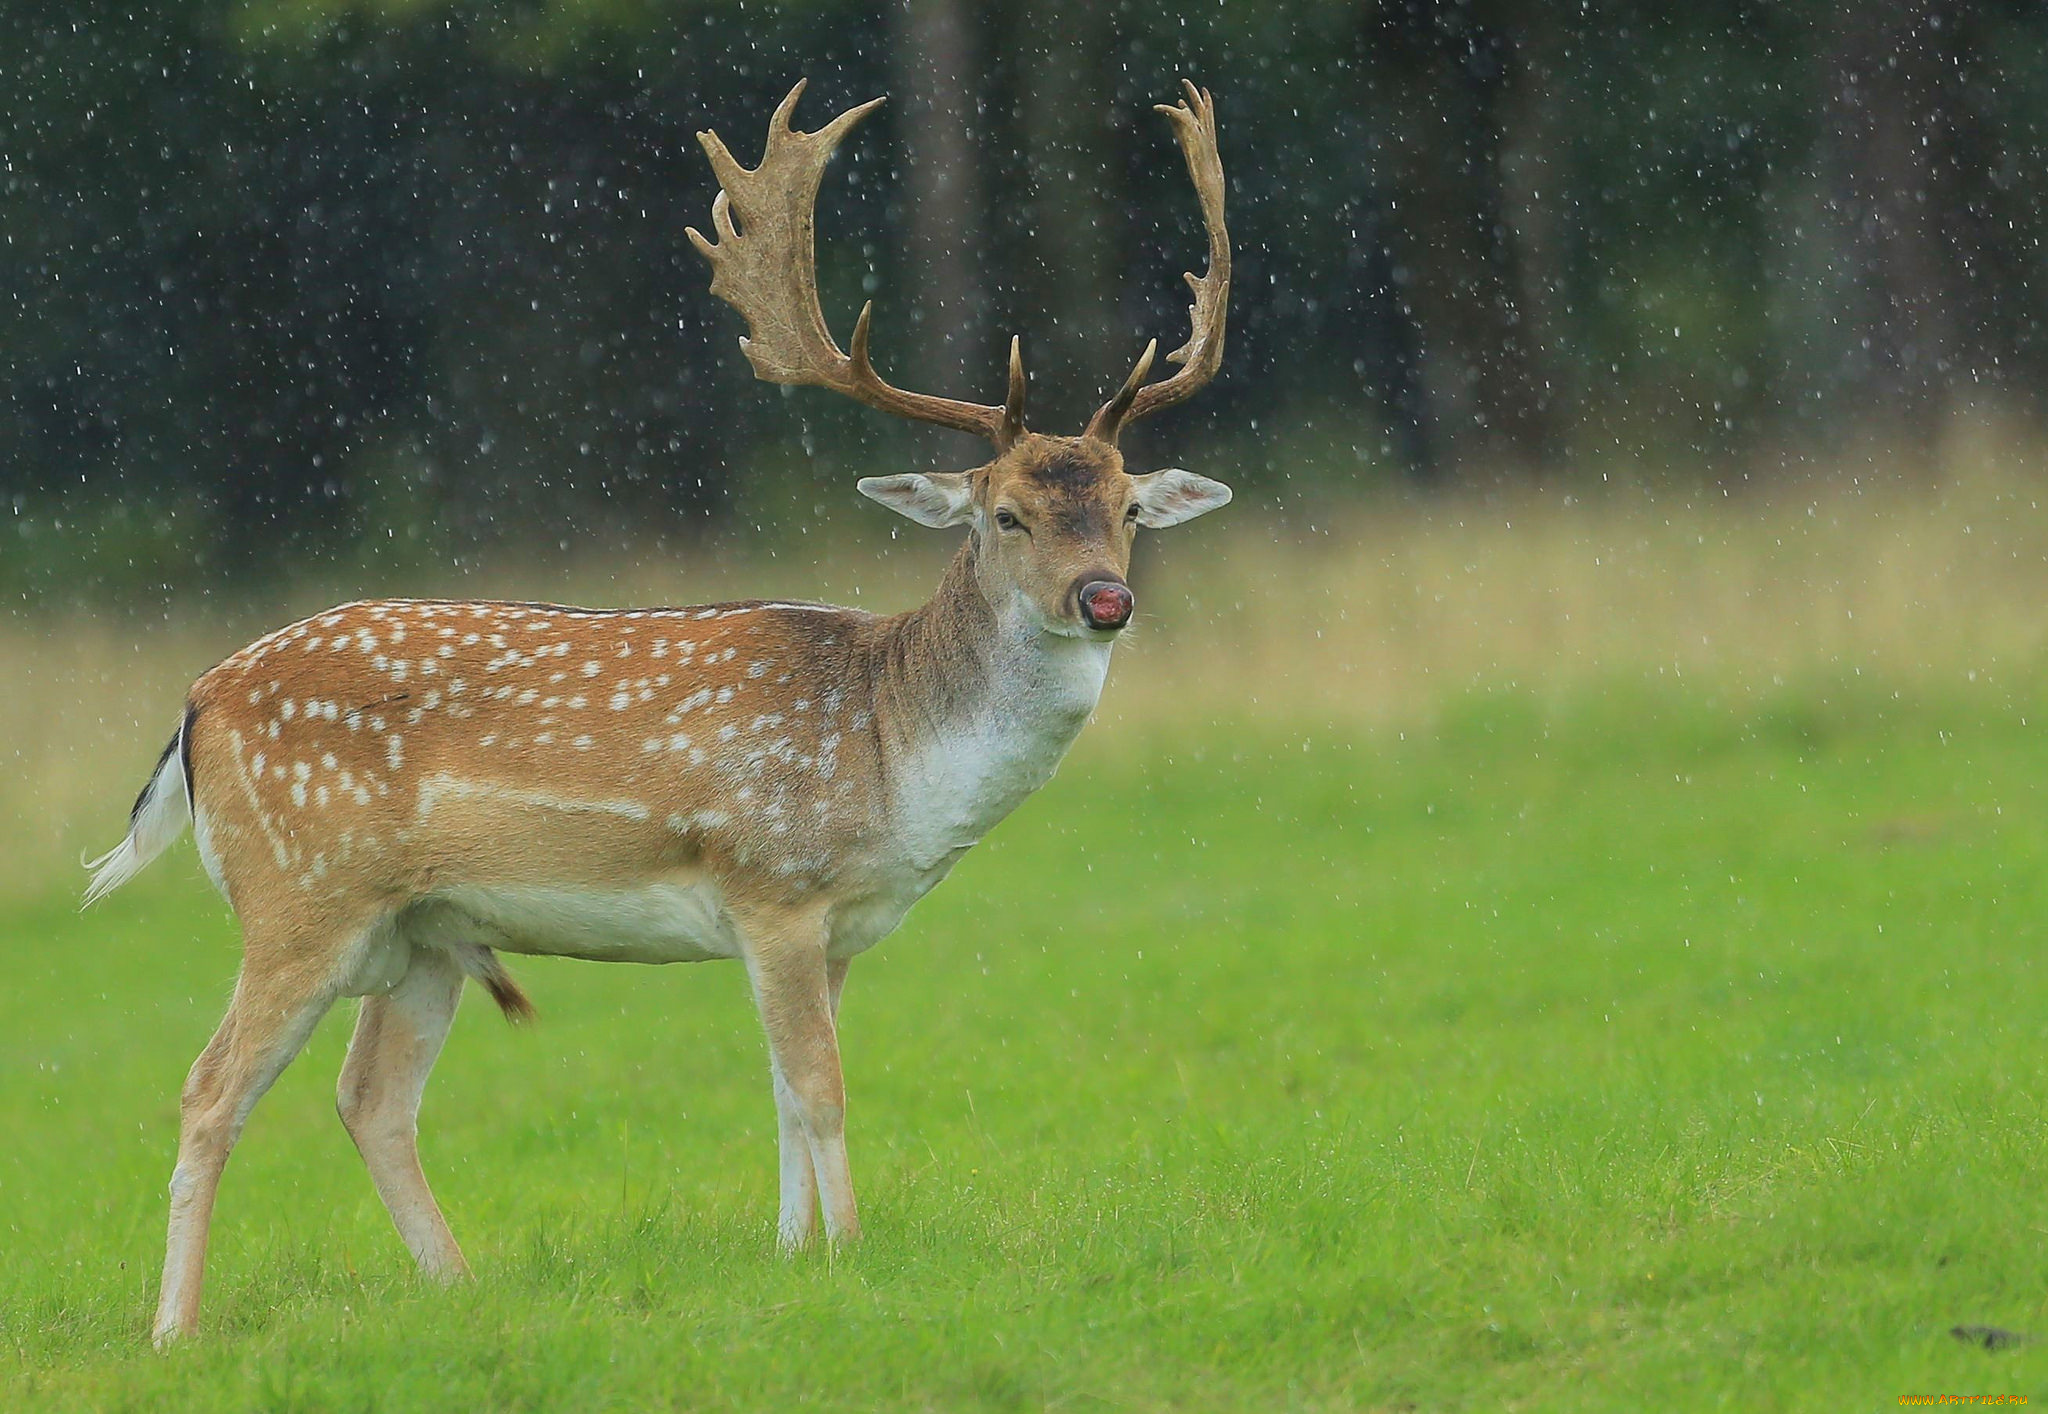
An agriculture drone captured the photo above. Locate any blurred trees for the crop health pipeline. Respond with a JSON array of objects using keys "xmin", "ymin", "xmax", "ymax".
[{"xmin": 5, "ymin": 0, "xmax": 2048, "ymax": 585}]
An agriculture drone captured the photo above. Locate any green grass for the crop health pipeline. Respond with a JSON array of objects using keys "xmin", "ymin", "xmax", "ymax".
[{"xmin": 7, "ymin": 679, "xmax": 2048, "ymax": 1409}]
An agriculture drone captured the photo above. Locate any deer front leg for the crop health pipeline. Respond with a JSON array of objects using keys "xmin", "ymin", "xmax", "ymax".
[
  {"xmin": 770, "ymin": 1062, "xmax": 817, "ymax": 1250},
  {"xmin": 739, "ymin": 906, "xmax": 859, "ymax": 1250},
  {"xmin": 769, "ymin": 955, "xmax": 851, "ymax": 1249}
]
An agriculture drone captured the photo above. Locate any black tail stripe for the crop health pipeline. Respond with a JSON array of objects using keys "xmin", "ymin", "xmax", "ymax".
[
  {"xmin": 179, "ymin": 701, "xmax": 199, "ymax": 813},
  {"xmin": 130, "ymin": 731, "xmax": 181, "ymax": 829},
  {"xmin": 129, "ymin": 701, "xmax": 201, "ymax": 828}
]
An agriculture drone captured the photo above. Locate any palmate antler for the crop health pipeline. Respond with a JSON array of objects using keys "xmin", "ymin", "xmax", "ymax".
[
  {"xmin": 1085, "ymin": 81, "xmax": 1230, "ymax": 445},
  {"xmin": 688, "ymin": 79, "xmax": 1227, "ymax": 451},
  {"xmin": 687, "ymin": 81, "xmax": 1026, "ymax": 449}
]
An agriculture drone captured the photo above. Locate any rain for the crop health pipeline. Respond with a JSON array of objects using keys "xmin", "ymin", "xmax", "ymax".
[{"xmin": 7, "ymin": 0, "xmax": 2048, "ymax": 1403}]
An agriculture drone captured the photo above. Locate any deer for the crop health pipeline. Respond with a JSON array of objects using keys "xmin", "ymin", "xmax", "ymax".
[{"xmin": 86, "ymin": 78, "xmax": 1232, "ymax": 1345}]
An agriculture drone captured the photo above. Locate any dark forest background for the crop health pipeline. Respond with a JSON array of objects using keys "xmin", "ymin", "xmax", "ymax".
[{"xmin": 6, "ymin": 0, "xmax": 2048, "ymax": 595}]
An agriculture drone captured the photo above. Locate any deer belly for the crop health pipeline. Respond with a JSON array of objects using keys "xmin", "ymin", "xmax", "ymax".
[{"xmin": 431, "ymin": 880, "xmax": 741, "ymax": 964}]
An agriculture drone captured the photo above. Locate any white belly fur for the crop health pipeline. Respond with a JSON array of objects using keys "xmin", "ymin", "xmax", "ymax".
[{"xmin": 425, "ymin": 879, "xmax": 742, "ymax": 964}]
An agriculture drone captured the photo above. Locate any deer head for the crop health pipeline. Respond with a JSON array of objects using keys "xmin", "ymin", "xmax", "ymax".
[{"xmin": 688, "ymin": 79, "xmax": 1234, "ymax": 639}]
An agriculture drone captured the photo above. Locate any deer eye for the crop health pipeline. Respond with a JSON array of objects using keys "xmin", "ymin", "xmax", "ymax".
[
  {"xmin": 1125, "ymin": 503, "xmax": 1141, "ymax": 522},
  {"xmin": 994, "ymin": 508, "xmax": 1023, "ymax": 532}
]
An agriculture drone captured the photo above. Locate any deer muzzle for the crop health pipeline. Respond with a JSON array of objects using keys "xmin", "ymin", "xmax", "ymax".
[{"xmin": 1078, "ymin": 579, "xmax": 1134, "ymax": 631}]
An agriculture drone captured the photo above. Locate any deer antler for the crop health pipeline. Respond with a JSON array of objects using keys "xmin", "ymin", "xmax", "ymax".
[
  {"xmin": 688, "ymin": 81, "xmax": 1027, "ymax": 449},
  {"xmin": 1086, "ymin": 82, "xmax": 1230, "ymax": 445}
]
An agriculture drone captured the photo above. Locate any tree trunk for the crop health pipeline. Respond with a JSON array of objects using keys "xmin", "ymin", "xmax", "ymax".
[
  {"xmin": 1376, "ymin": 7, "xmax": 1560, "ymax": 481},
  {"xmin": 1014, "ymin": 0, "xmax": 1116, "ymax": 429},
  {"xmin": 1495, "ymin": 15, "xmax": 1569, "ymax": 473},
  {"xmin": 886, "ymin": 0, "xmax": 986, "ymax": 405},
  {"xmin": 1821, "ymin": 0, "xmax": 1963, "ymax": 459}
]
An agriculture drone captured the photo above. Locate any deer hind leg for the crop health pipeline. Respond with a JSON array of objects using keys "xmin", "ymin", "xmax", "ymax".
[
  {"xmin": 153, "ymin": 920, "xmax": 353, "ymax": 1346},
  {"xmin": 738, "ymin": 905, "xmax": 858, "ymax": 1250},
  {"xmin": 336, "ymin": 942, "xmax": 469, "ymax": 1282}
]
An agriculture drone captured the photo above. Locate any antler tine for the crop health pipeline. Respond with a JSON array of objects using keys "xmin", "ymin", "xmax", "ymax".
[
  {"xmin": 689, "ymin": 81, "xmax": 1022, "ymax": 447},
  {"xmin": 1085, "ymin": 339, "xmax": 1156, "ymax": 443},
  {"xmin": 769, "ymin": 76, "xmax": 809, "ymax": 132},
  {"xmin": 1002, "ymin": 336, "xmax": 1027, "ymax": 449},
  {"xmin": 1087, "ymin": 81, "xmax": 1230, "ymax": 445}
]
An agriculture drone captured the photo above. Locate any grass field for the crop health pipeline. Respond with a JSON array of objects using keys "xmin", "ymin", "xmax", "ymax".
[
  {"xmin": 11, "ymin": 454, "xmax": 2048, "ymax": 1408},
  {"xmin": 7, "ymin": 675, "xmax": 2048, "ymax": 1408}
]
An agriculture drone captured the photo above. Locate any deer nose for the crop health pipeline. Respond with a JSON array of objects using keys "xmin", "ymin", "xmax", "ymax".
[{"xmin": 1078, "ymin": 579, "xmax": 1134, "ymax": 631}]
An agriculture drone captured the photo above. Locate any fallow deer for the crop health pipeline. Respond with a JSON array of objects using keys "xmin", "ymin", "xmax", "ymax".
[{"xmin": 87, "ymin": 78, "xmax": 1232, "ymax": 1345}]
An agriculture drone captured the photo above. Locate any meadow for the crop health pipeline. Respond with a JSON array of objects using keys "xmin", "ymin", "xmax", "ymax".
[{"xmin": 8, "ymin": 446, "xmax": 2048, "ymax": 1408}]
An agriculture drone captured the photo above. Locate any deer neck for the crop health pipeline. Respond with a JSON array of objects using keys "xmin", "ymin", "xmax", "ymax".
[{"xmin": 875, "ymin": 537, "xmax": 1112, "ymax": 852}]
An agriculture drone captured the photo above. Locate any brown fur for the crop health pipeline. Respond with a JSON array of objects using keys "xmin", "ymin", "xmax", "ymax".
[{"xmin": 134, "ymin": 73, "xmax": 1235, "ymax": 1346}]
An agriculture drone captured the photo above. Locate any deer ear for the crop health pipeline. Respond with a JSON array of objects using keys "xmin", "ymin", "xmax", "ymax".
[
  {"xmin": 1130, "ymin": 467, "xmax": 1232, "ymax": 528},
  {"xmin": 857, "ymin": 473, "xmax": 975, "ymax": 528}
]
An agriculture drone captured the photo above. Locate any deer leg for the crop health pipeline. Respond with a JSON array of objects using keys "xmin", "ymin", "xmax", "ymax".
[
  {"xmin": 153, "ymin": 944, "xmax": 343, "ymax": 1346},
  {"xmin": 770, "ymin": 1061, "xmax": 819, "ymax": 1250},
  {"xmin": 740, "ymin": 907, "xmax": 859, "ymax": 1250},
  {"xmin": 336, "ymin": 944, "xmax": 469, "ymax": 1282},
  {"xmin": 771, "ymin": 954, "xmax": 853, "ymax": 1249}
]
